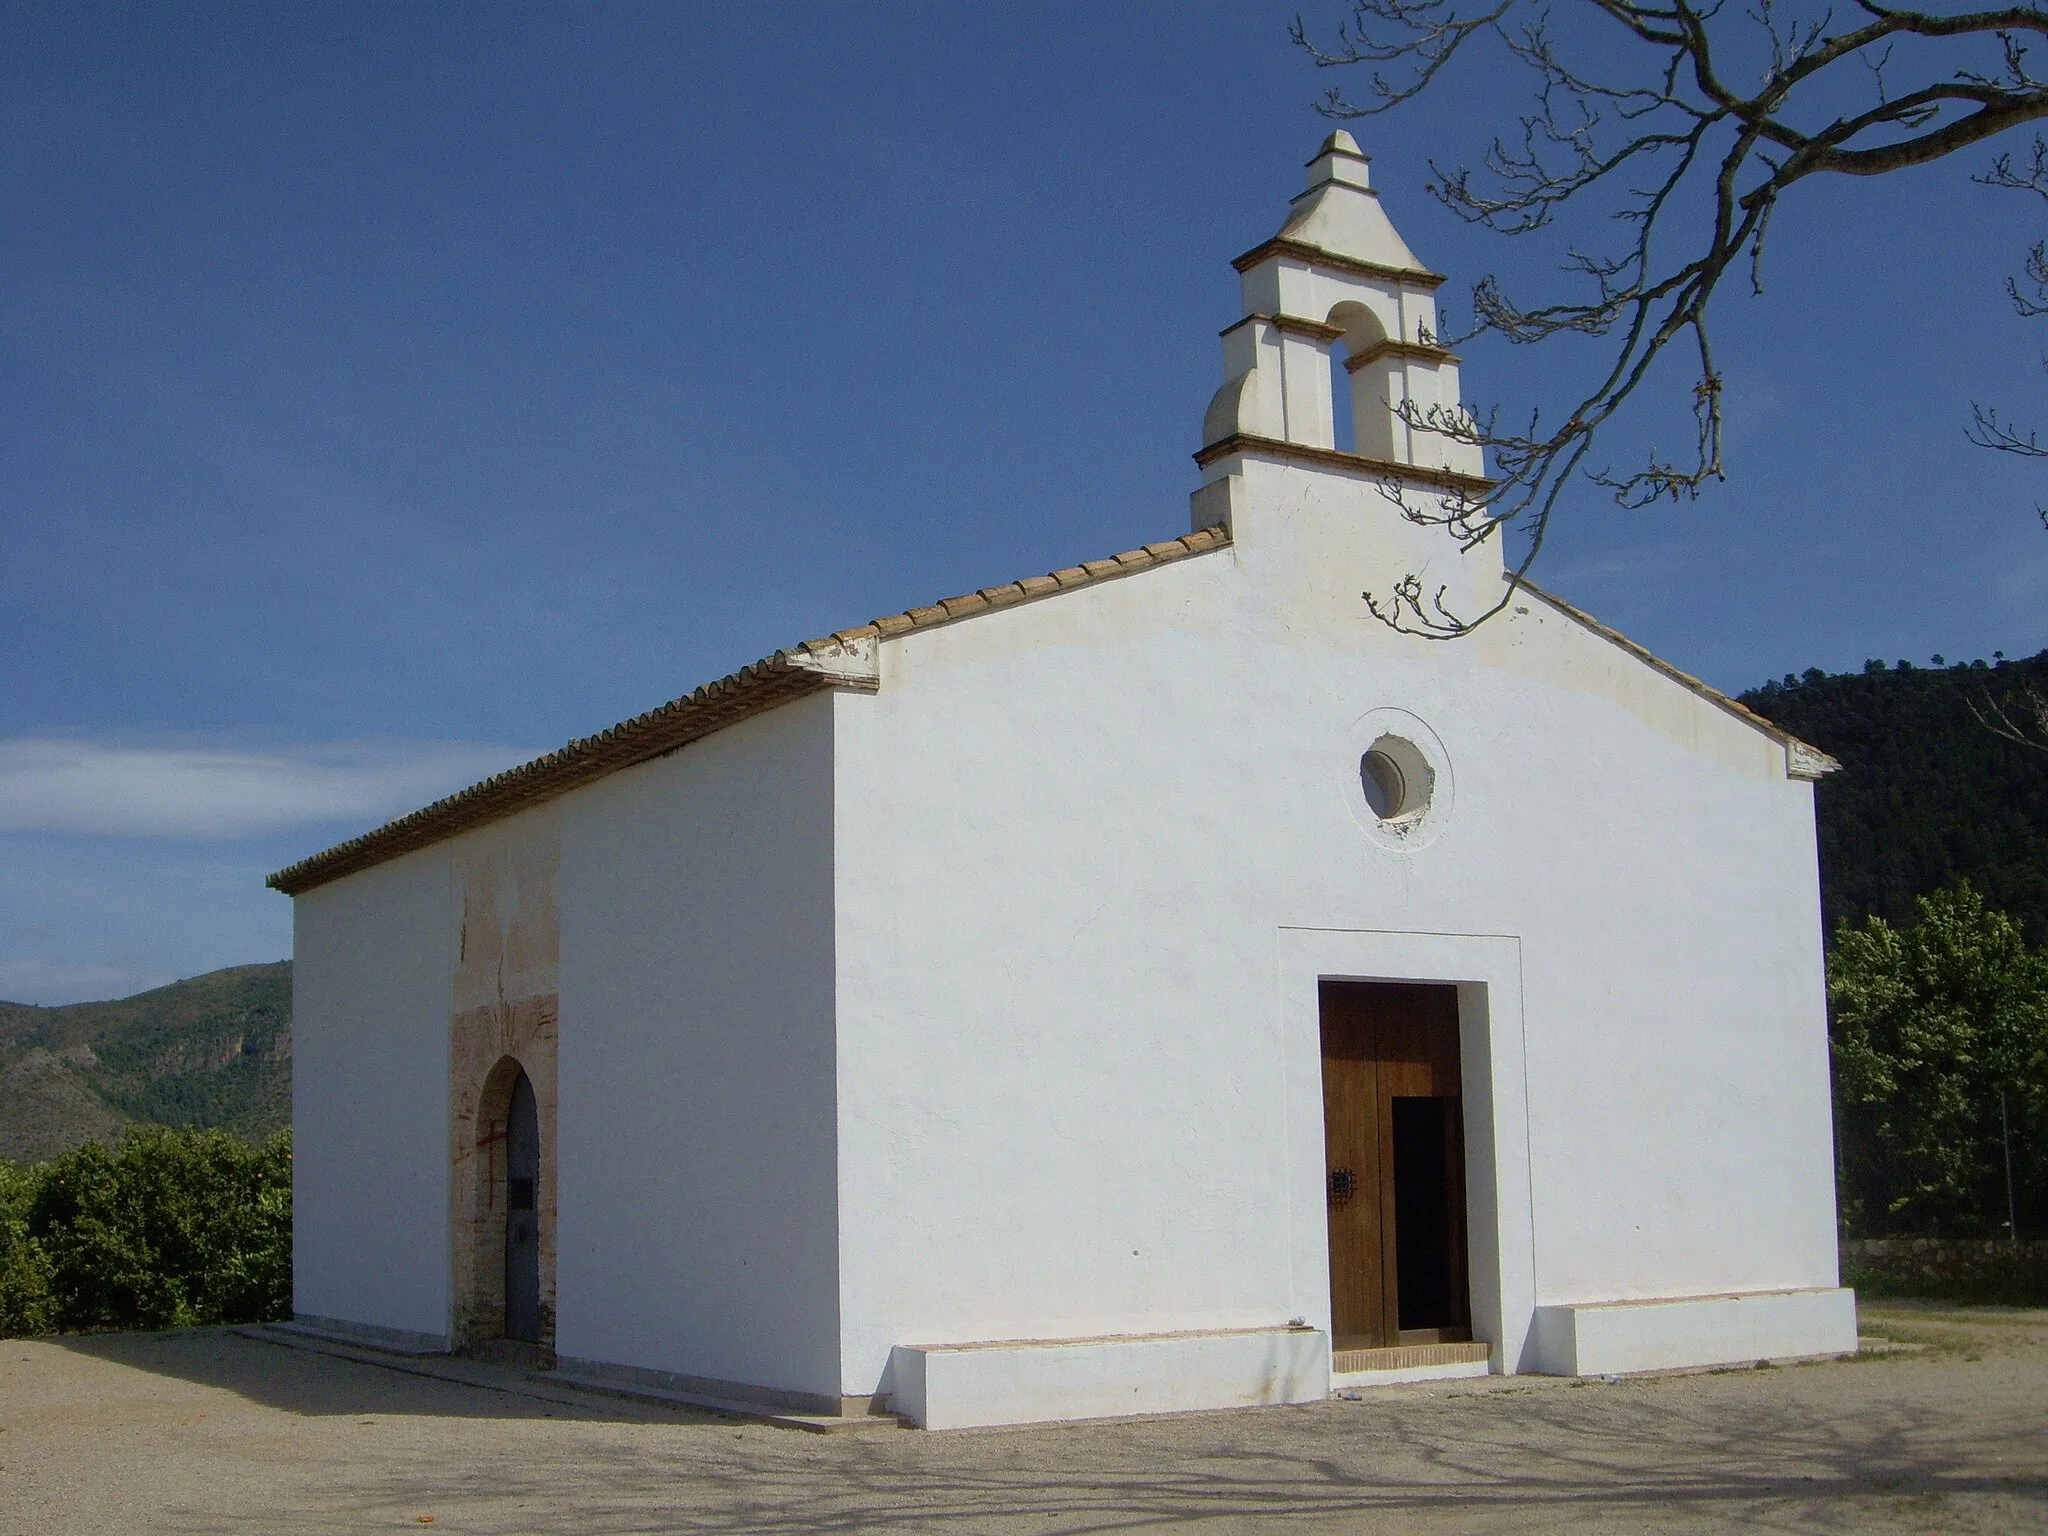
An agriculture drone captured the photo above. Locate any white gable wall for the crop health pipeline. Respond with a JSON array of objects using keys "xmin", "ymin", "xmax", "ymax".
[
  {"xmin": 830, "ymin": 458, "xmax": 1837, "ymax": 1396},
  {"xmin": 292, "ymin": 845, "xmax": 453, "ymax": 1344},
  {"xmin": 555, "ymin": 690, "xmax": 842, "ymax": 1402}
]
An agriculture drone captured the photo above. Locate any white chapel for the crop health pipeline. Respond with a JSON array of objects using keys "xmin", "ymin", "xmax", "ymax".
[{"xmin": 274, "ymin": 133, "xmax": 1857, "ymax": 1429}]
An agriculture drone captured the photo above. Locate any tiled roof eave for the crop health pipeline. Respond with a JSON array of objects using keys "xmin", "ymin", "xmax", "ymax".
[
  {"xmin": 267, "ymin": 525, "xmax": 1235, "ymax": 896},
  {"xmin": 1511, "ymin": 577, "xmax": 1842, "ymax": 779},
  {"xmin": 265, "ymin": 654, "xmax": 854, "ymax": 896}
]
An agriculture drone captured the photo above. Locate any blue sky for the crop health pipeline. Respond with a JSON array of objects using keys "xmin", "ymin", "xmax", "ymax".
[{"xmin": 4, "ymin": 3, "xmax": 2043, "ymax": 1003}]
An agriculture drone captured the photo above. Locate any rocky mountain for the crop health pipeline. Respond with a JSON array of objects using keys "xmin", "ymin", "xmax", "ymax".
[{"xmin": 0, "ymin": 962, "xmax": 291, "ymax": 1163}]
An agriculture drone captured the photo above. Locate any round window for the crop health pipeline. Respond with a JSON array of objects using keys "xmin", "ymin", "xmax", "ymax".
[
  {"xmin": 1358, "ymin": 735, "xmax": 1433, "ymax": 822},
  {"xmin": 1343, "ymin": 709, "xmax": 1452, "ymax": 849}
]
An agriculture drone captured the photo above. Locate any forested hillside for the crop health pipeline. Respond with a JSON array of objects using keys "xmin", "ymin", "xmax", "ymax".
[
  {"xmin": 1740, "ymin": 650, "xmax": 2048, "ymax": 943},
  {"xmin": 0, "ymin": 964, "xmax": 290, "ymax": 1163}
]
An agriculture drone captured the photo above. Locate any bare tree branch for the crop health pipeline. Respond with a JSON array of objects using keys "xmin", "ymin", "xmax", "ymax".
[
  {"xmin": 1969, "ymin": 401, "xmax": 2048, "ymax": 454},
  {"xmin": 1972, "ymin": 678, "xmax": 2048, "ymax": 749},
  {"xmin": 1293, "ymin": 0, "xmax": 2048, "ymax": 636},
  {"xmin": 1969, "ymin": 135, "xmax": 2048, "ymax": 448}
]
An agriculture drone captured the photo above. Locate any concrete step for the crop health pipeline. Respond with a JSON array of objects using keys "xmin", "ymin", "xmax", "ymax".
[{"xmin": 544, "ymin": 1370, "xmax": 909, "ymax": 1434}]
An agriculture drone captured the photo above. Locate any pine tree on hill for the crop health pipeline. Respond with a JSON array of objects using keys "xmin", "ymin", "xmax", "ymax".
[{"xmin": 1741, "ymin": 651, "xmax": 2048, "ymax": 944}]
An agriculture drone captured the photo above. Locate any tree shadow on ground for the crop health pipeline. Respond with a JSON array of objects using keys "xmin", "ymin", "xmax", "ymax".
[
  {"xmin": 39, "ymin": 1330, "xmax": 2048, "ymax": 1535},
  {"xmin": 378, "ymin": 1381, "xmax": 2044, "ymax": 1536}
]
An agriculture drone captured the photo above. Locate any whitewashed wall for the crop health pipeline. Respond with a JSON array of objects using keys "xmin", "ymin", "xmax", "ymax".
[
  {"xmin": 831, "ymin": 453, "xmax": 1836, "ymax": 1396},
  {"xmin": 292, "ymin": 846, "xmax": 453, "ymax": 1343},
  {"xmin": 555, "ymin": 692, "xmax": 842, "ymax": 1402}
]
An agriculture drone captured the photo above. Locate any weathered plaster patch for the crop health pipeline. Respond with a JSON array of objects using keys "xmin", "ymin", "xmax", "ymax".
[
  {"xmin": 1473, "ymin": 602, "xmax": 1785, "ymax": 780},
  {"xmin": 448, "ymin": 812, "xmax": 561, "ymax": 1352}
]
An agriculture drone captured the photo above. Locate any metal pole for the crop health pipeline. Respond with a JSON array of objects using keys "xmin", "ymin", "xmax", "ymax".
[{"xmin": 2002, "ymin": 1085, "xmax": 2018, "ymax": 1243}]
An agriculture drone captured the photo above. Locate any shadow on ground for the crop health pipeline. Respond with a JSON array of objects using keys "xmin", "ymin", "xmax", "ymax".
[
  {"xmin": 393, "ymin": 1377, "xmax": 2045, "ymax": 1534},
  {"xmin": 18, "ymin": 1311, "xmax": 2048, "ymax": 1534},
  {"xmin": 42, "ymin": 1327, "xmax": 722, "ymax": 1425}
]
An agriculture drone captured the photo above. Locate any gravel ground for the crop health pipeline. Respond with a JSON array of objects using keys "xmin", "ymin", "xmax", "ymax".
[{"xmin": 1, "ymin": 1302, "xmax": 2043, "ymax": 1534}]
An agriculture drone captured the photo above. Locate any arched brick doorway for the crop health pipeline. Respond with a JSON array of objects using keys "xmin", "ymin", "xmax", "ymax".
[{"xmin": 453, "ymin": 1052, "xmax": 555, "ymax": 1354}]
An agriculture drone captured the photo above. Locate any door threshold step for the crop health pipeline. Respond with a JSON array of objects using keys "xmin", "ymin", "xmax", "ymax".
[
  {"xmin": 1331, "ymin": 1340, "xmax": 1491, "ymax": 1386},
  {"xmin": 1334, "ymin": 1340, "xmax": 1490, "ymax": 1372}
]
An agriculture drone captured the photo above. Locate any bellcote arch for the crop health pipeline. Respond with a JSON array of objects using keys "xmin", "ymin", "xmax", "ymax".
[{"xmin": 1192, "ymin": 131, "xmax": 1490, "ymax": 543}]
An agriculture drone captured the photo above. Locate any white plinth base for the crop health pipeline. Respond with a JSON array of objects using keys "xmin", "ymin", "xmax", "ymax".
[
  {"xmin": 1528, "ymin": 1287, "xmax": 1858, "ymax": 1376},
  {"xmin": 889, "ymin": 1326, "xmax": 1330, "ymax": 1430}
]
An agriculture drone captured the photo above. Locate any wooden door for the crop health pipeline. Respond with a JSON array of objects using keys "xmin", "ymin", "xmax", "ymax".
[
  {"xmin": 504, "ymin": 1070, "xmax": 542, "ymax": 1344},
  {"xmin": 1320, "ymin": 981, "xmax": 1470, "ymax": 1349}
]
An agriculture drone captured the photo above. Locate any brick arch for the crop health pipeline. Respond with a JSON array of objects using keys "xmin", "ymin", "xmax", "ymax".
[
  {"xmin": 451, "ymin": 1030, "xmax": 557, "ymax": 1351},
  {"xmin": 445, "ymin": 806, "xmax": 561, "ymax": 1353}
]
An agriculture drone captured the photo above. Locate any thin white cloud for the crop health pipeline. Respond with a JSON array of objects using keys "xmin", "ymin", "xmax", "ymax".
[
  {"xmin": 1532, "ymin": 544, "xmax": 1691, "ymax": 595},
  {"xmin": 0, "ymin": 738, "xmax": 538, "ymax": 839}
]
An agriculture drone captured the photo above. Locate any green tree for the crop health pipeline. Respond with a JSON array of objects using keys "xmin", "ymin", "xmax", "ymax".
[
  {"xmin": 1830, "ymin": 884, "xmax": 2048, "ymax": 1236},
  {"xmin": 0, "ymin": 1160, "xmax": 55, "ymax": 1337},
  {"xmin": 25, "ymin": 1128, "xmax": 291, "ymax": 1332}
]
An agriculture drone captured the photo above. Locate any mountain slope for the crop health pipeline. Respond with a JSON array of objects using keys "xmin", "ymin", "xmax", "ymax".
[
  {"xmin": 0, "ymin": 962, "xmax": 291, "ymax": 1163},
  {"xmin": 1740, "ymin": 650, "xmax": 2048, "ymax": 942}
]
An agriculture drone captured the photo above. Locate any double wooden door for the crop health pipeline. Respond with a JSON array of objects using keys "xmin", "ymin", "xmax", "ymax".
[{"xmin": 1320, "ymin": 980, "xmax": 1470, "ymax": 1349}]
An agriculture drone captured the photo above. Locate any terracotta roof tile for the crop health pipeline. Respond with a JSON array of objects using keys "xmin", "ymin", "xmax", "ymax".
[
  {"xmin": 1514, "ymin": 578, "xmax": 1840, "ymax": 779},
  {"xmin": 268, "ymin": 524, "xmax": 1233, "ymax": 895}
]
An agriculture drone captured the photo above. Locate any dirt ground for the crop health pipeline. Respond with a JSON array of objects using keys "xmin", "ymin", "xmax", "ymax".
[{"xmin": 1, "ymin": 1303, "xmax": 2043, "ymax": 1535}]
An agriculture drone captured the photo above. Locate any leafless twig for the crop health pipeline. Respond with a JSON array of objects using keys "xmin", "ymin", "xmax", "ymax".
[
  {"xmin": 1293, "ymin": 0, "xmax": 2048, "ymax": 635},
  {"xmin": 1972, "ymin": 678, "xmax": 2048, "ymax": 749}
]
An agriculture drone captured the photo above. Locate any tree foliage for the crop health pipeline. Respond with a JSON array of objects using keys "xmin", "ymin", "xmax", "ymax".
[
  {"xmin": 1294, "ymin": 0, "xmax": 2048, "ymax": 632},
  {"xmin": 0, "ymin": 1127, "xmax": 291, "ymax": 1337},
  {"xmin": 0, "ymin": 1161, "xmax": 55, "ymax": 1337},
  {"xmin": 1741, "ymin": 651, "xmax": 2048, "ymax": 943},
  {"xmin": 1830, "ymin": 884, "xmax": 2048, "ymax": 1235},
  {"xmin": 1744, "ymin": 657, "xmax": 2048, "ymax": 1237}
]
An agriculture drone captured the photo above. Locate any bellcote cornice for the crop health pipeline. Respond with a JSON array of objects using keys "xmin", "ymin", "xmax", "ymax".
[{"xmin": 1195, "ymin": 133, "xmax": 1485, "ymax": 491}]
